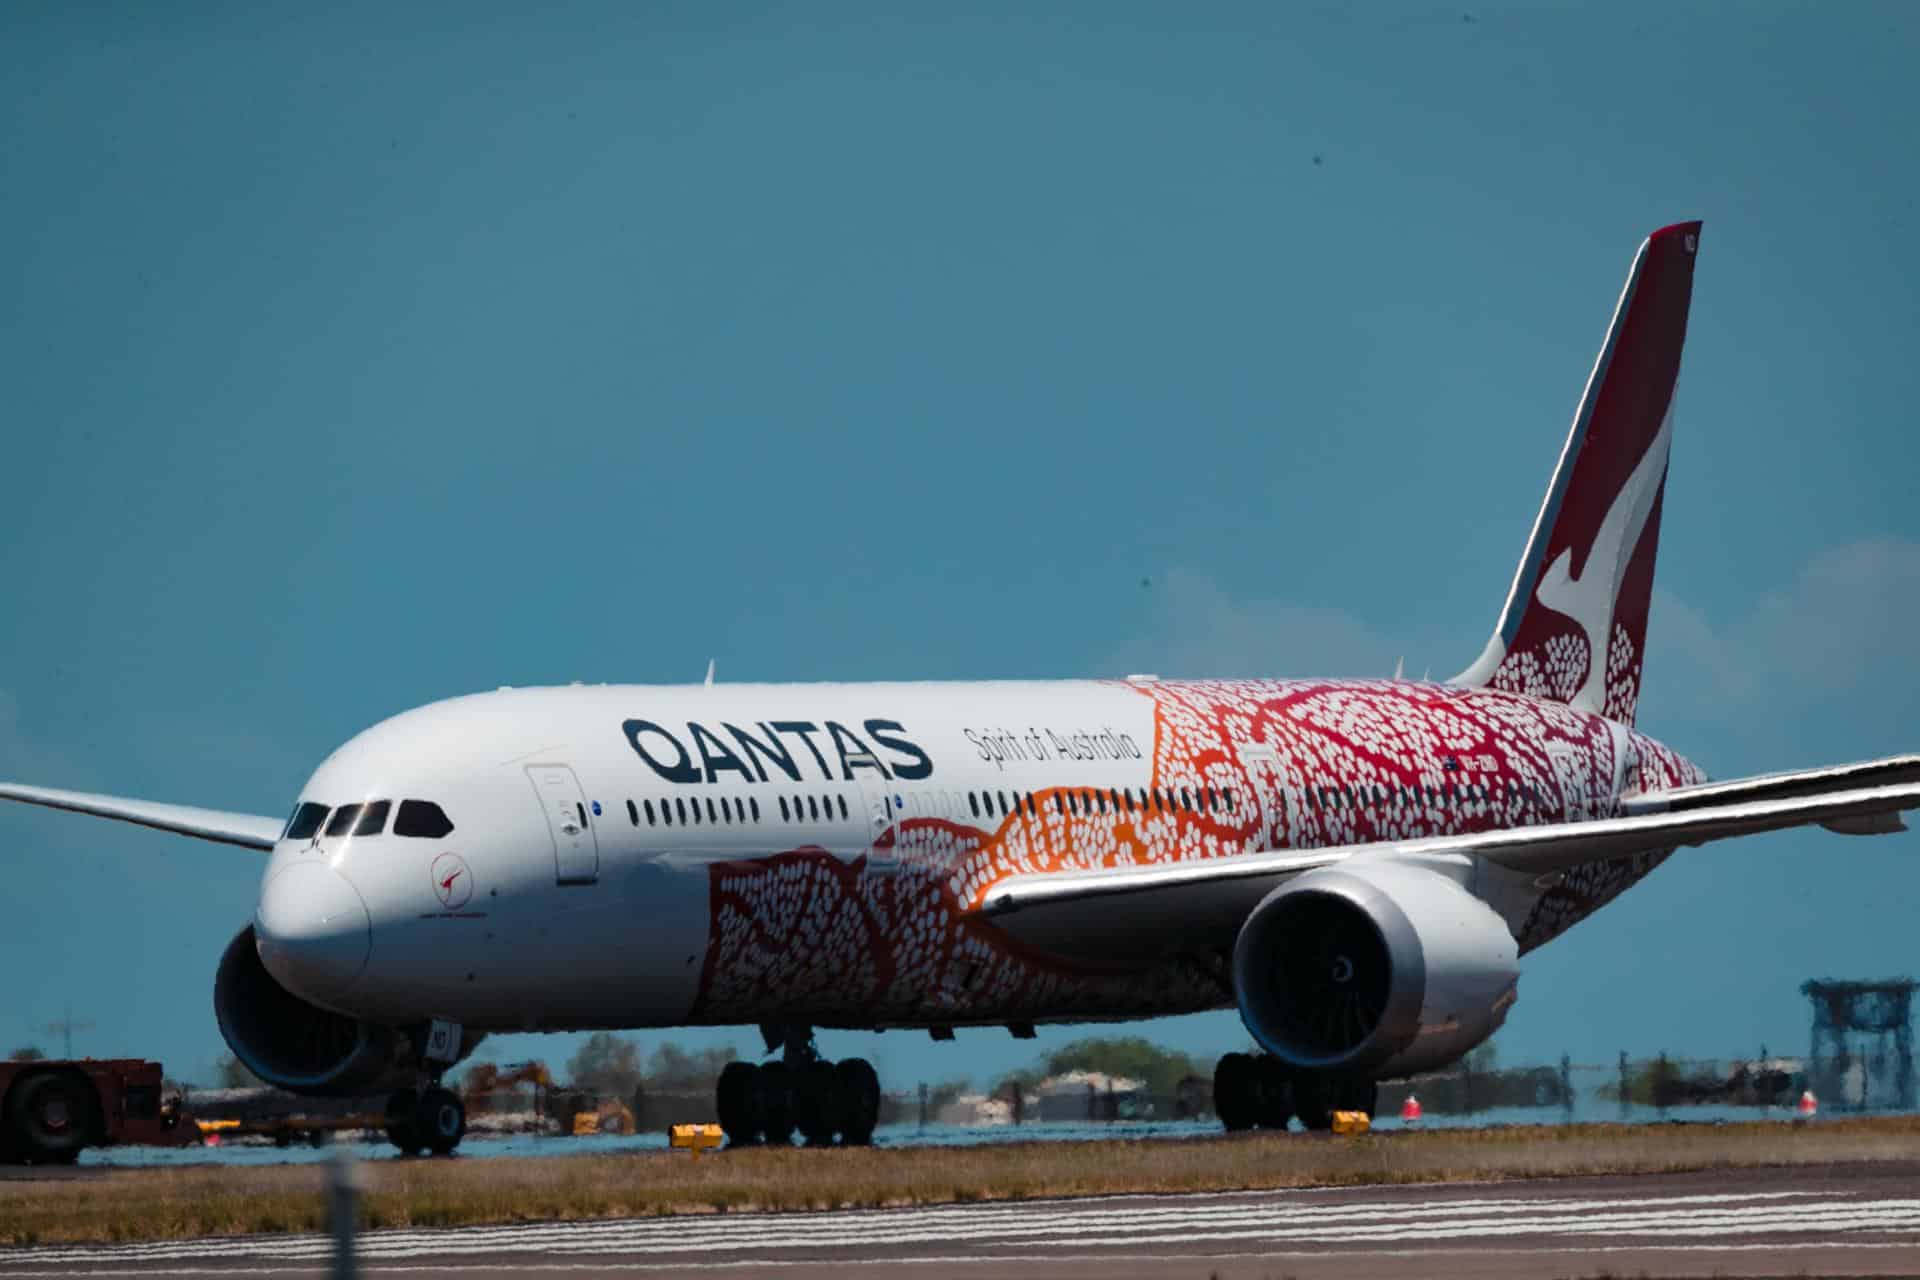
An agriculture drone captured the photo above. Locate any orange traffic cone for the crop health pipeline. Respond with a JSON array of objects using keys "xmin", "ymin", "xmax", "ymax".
[
  {"xmin": 1400, "ymin": 1093, "xmax": 1422, "ymax": 1123},
  {"xmin": 1797, "ymin": 1090, "xmax": 1818, "ymax": 1118}
]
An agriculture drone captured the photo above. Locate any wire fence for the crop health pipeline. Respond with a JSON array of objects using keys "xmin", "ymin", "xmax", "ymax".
[{"xmin": 449, "ymin": 1047, "xmax": 1915, "ymax": 1137}]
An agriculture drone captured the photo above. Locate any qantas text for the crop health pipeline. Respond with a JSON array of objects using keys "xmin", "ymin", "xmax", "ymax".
[{"xmin": 621, "ymin": 719, "xmax": 933, "ymax": 785}]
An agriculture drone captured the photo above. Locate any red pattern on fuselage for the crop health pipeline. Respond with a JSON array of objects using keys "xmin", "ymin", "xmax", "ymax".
[{"xmin": 687, "ymin": 678, "xmax": 1703, "ymax": 1027}]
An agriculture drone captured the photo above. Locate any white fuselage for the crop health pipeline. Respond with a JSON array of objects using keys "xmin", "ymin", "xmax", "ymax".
[{"xmin": 258, "ymin": 676, "xmax": 1700, "ymax": 1036}]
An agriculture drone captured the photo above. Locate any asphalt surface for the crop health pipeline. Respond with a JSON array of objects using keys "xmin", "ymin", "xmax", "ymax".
[{"xmin": 3, "ymin": 1162, "xmax": 1917, "ymax": 1278}]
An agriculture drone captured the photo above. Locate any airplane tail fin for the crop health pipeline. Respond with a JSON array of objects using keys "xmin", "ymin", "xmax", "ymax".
[{"xmin": 1452, "ymin": 221, "xmax": 1702, "ymax": 726}]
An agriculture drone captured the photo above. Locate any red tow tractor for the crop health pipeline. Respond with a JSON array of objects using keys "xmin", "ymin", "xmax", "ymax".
[{"xmin": 0, "ymin": 1059, "xmax": 196, "ymax": 1165}]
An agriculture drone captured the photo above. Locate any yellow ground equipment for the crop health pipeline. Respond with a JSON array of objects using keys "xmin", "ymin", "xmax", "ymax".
[
  {"xmin": 670, "ymin": 1123, "xmax": 724, "ymax": 1159},
  {"xmin": 571, "ymin": 1099, "xmax": 635, "ymax": 1135},
  {"xmin": 1331, "ymin": 1110, "xmax": 1372, "ymax": 1135}
]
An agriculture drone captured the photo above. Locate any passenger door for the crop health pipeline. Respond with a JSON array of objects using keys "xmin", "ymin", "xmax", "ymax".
[
  {"xmin": 857, "ymin": 779, "xmax": 900, "ymax": 878},
  {"xmin": 526, "ymin": 764, "xmax": 599, "ymax": 885}
]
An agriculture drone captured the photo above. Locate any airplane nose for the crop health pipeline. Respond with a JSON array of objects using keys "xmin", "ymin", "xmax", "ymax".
[{"xmin": 255, "ymin": 862, "xmax": 371, "ymax": 1002}]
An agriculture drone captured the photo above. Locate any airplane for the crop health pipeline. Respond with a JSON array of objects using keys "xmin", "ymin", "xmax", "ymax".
[{"xmin": 5, "ymin": 219, "xmax": 1916, "ymax": 1160}]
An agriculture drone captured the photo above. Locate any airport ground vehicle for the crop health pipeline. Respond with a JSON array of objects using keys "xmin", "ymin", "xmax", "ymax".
[{"xmin": 0, "ymin": 1058, "xmax": 194, "ymax": 1164}]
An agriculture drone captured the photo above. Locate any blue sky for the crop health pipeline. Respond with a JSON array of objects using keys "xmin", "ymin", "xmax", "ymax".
[{"xmin": 3, "ymin": 2, "xmax": 1916, "ymax": 1092}]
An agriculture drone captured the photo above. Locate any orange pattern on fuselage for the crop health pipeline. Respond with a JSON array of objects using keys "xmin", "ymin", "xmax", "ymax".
[{"xmin": 687, "ymin": 678, "xmax": 1703, "ymax": 1027}]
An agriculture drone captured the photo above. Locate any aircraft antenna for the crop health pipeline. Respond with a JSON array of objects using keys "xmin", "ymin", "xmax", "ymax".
[{"xmin": 704, "ymin": 659, "xmax": 716, "ymax": 687}]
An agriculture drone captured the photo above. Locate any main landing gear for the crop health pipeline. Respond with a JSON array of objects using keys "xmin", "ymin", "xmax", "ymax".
[
  {"xmin": 716, "ymin": 1024, "xmax": 881, "ymax": 1148},
  {"xmin": 384, "ymin": 1083, "xmax": 466, "ymax": 1157},
  {"xmin": 1212, "ymin": 1052, "xmax": 1376, "ymax": 1133}
]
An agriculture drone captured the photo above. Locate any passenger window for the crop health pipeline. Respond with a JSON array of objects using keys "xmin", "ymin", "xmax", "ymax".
[
  {"xmin": 750, "ymin": 797, "xmax": 761, "ymax": 822},
  {"xmin": 691, "ymin": 799, "xmax": 702, "ymax": 825},
  {"xmin": 837, "ymin": 795, "xmax": 849, "ymax": 820},
  {"xmin": 675, "ymin": 798, "xmax": 688, "ymax": 825},
  {"xmin": 353, "ymin": 800, "xmax": 391, "ymax": 836},
  {"xmin": 285, "ymin": 802, "xmax": 330, "ymax": 841},
  {"xmin": 645, "ymin": 799, "xmax": 657, "ymax": 825},
  {"xmin": 626, "ymin": 799, "xmax": 639, "ymax": 827},
  {"xmin": 325, "ymin": 804, "xmax": 364, "ymax": 837},
  {"xmin": 807, "ymin": 796, "xmax": 820, "ymax": 821},
  {"xmin": 969, "ymin": 792, "xmax": 981, "ymax": 818},
  {"xmin": 576, "ymin": 802, "xmax": 589, "ymax": 828},
  {"xmin": 717, "ymin": 798, "xmax": 729, "ymax": 824},
  {"xmin": 779, "ymin": 796, "xmax": 791, "ymax": 821}
]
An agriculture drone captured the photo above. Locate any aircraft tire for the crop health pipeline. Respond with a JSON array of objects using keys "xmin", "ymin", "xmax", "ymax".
[
  {"xmin": 793, "ymin": 1060, "xmax": 842, "ymax": 1146},
  {"xmin": 1338, "ymin": 1077, "xmax": 1378, "ymax": 1118},
  {"xmin": 1212, "ymin": 1053, "xmax": 1258, "ymax": 1131},
  {"xmin": 416, "ymin": 1086, "xmax": 465, "ymax": 1156},
  {"xmin": 6, "ymin": 1071, "xmax": 94, "ymax": 1163},
  {"xmin": 757, "ymin": 1061, "xmax": 795, "ymax": 1145},
  {"xmin": 385, "ymin": 1088, "xmax": 425, "ymax": 1156},
  {"xmin": 837, "ymin": 1058, "xmax": 881, "ymax": 1146},
  {"xmin": 1292, "ymin": 1074, "xmax": 1334, "ymax": 1132},
  {"xmin": 1253, "ymin": 1056, "xmax": 1294, "ymax": 1130},
  {"xmin": 716, "ymin": 1061, "xmax": 761, "ymax": 1146}
]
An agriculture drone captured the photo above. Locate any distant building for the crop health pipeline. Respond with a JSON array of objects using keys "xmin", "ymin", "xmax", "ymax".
[{"xmin": 1033, "ymin": 1070, "xmax": 1147, "ymax": 1122}]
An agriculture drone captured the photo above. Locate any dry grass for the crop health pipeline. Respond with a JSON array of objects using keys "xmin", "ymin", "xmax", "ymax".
[{"xmin": 3, "ymin": 1116, "xmax": 1918, "ymax": 1246}]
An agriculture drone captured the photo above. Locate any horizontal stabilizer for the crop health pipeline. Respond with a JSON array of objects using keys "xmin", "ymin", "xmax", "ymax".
[{"xmin": 0, "ymin": 783, "xmax": 282, "ymax": 851}]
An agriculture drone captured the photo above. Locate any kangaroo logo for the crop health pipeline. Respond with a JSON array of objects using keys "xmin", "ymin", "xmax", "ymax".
[
  {"xmin": 1531, "ymin": 401, "xmax": 1675, "ymax": 713},
  {"xmin": 430, "ymin": 852, "xmax": 473, "ymax": 910}
]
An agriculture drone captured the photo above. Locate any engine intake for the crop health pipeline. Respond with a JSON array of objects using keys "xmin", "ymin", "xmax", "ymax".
[
  {"xmin": 1233, "ymin": 862, "xmax": 1519, "ymax": 1077},
  {"xmin": 214, "ymin": 926, "xmax": 403, "ymax": 1096}
]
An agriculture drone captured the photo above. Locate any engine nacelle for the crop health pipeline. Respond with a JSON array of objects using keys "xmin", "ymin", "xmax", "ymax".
[
  {"xmin": 214, "ymin": 926, "xmax": 409, "ymax": 1096},
  {"xmin": 1232, "ymin": 861, "xmax": 1519, "ymax": 1078}
]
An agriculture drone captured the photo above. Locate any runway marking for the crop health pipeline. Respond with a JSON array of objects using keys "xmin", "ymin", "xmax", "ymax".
[
  {"xmin": 0, "ymin": 1190, "xmax": 1837, "ymax": 1262},
  {"xmin": 10, "ymin": 1243, "xmax": 1920, "ymax": 1279},
  {"xmin": 4, "ymin": 1185, "xmax": 1915, "ymax": 1272}
]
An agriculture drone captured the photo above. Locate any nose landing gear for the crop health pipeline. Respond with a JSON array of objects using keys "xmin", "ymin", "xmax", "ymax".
[
  {"xmin": 1211, "ymin": 1052, "xmax": 1376, "ymax": 1133},
  {"xmin": 715, "ymin": 1025, "xmax": 881, "ymax": 1148}
]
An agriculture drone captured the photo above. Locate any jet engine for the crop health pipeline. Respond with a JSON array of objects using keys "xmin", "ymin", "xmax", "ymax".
[
  {"xmin": 1232, "ymin": 861, "xmax": 1519, "ymax": 1078},
  {"xmin": 213, "ymin": 926, "xmax": 408, "ymax": 1096}
]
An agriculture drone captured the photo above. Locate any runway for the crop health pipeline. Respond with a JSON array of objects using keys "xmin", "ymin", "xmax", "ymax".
[{"xmin": 3, "ymin": 1162, "xmax": 1917, "ymax": 1278}]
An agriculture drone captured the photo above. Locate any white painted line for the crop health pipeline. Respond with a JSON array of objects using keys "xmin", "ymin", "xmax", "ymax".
[{"xmin": 5, "ymin": 1188, "xmax": 1839, "ymax": 1262}]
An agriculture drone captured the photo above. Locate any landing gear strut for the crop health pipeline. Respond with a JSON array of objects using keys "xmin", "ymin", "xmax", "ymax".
[
  {"xmin": 715, "ymin": 1024, "xmax": 881, "ymax": 1148},
  {"xmin": 1213, "ymin": 1053, "xmax": 1375, "ymax": 1133}
]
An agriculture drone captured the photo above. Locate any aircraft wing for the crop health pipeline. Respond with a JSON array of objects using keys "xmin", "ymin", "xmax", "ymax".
[
  {"xmin": 0, "ymin": 783, "xmax": 283, "ymax": 851},
  {"xmin": 974, "ymin": 768, "xmax": 1920, "ymax": 966},
  {"xmin": 1622, "ymin": 753, "xmax": 1920, "ymax": 833}
]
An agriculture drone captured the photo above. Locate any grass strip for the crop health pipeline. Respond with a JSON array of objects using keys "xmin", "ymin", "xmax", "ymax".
[{"xmin": 3, "ymin": 1115, "xmax": 1917, "ymax": 1246}]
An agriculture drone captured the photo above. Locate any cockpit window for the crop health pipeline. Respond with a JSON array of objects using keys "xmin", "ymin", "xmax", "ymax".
[
  {"xmin": 284, "ymin": 802, "xmax": 330, "ymax": 841},
  {"xmin": 395, "ymin": 799, "xmax": 455, "ymax": 838},
  {"xmin": 324, "ymin": 804, "xmax": 364, "ymax": 837},
  {"xmin": 354, "ymin": 800, "xmax": 391, "ymax": 836}
]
